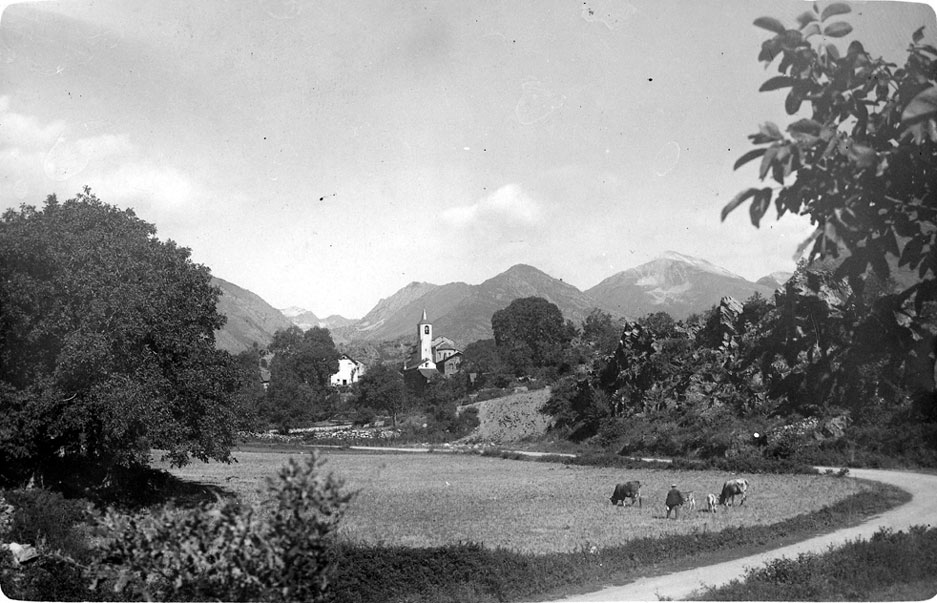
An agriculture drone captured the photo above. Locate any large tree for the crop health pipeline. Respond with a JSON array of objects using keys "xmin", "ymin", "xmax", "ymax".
[
  {"xmin": 722, "ymin": 4, "xmax": 937, "ymax": 406},
  {"xmin": 0, "ymin": 189, "xmax": 241, "ymax": 487},
  {"xmin": 491, "ymin": 296, "xmax": 574, "ymax": 375},
  {"xmin": 354, "ymin": 363, "xmax": 407, "ymax": 426},
  {"xmin": 262, "ymin": 326, "xmax": 340, "ymax": 431}
]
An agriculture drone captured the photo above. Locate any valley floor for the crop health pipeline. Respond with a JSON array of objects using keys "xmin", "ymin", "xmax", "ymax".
[{"xmin": 551, "ymin": 467, "xmax": 937, "ymax": 602}]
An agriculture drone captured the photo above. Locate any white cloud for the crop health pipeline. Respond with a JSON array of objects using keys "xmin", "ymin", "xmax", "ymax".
[
  {"xmin": 92, "ymin": 162, "xmax": 195, "ymax": 210},
  {"xmin": 43, "ymin": 133, "xmax": 134, "ymax": 181},
  {"xmin": 0, "ymin": 96, "xmax": 65, "ymax": 148},
  {"xmin": 440, "ymin": 184, "xmax": 543, "ymax": 229},
  {"xmin": 0, "ymin": 98, "xmax": 197, "ymax": 214}
]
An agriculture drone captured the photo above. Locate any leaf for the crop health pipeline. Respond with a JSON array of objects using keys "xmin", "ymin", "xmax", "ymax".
[
  {"xmin": 790, "ymin": 131, "xmax": 820, "ymax": 146},
  {"xmin": 826, "ymin": 43, "xmax": 841, "ymax": 60},
  {"xmin": 853, "ymin": 96, "xmax": 869, "ymax": 123},
  {"xmin": 789, "ymin": 118, "xmax": 822, "ymax": 135},
  {"xmin": 754, "ymin": 16, "xmax": 786, "ymax": 35},
  {"xmin": 759, "ymin": 76, "xmax": 794, "ymax": 91},
  {"xmin": 749, "ymin": 121, "xmax": 785, "ymax": 144},
  {"xmin": 721, "ymin": 188, "xmax": 759, "ymax": 222},
  {"xmin": 847, "ymin": 40, "xmax": 865, "ymax": 57},
  {"xmin": 913, "ymin": 26, "xmax": 925, "ymax": 44},
  {"xmin": 834, "ymin": 251, "xmax": 869, "ymax": 281},
  {"xmin": 899, "ymin": 236, "xmax": 925, "ymax": 268},
  {"xmin": 733, "ymin": 148, "xmax": 768, "ymax": 170},
  {"xmin": 759, "ymin": 39, "xmax": 782, "ymax": 63},
  {"xmin": 902, "ymin": 86, "xmax": 937, "ymax": 123},
  {"xmin": 785, "ymin": 89, "xmax": 803, "ymax": 114},
  {"xmin": 801, "ymin": 22, "xmax": 821, "ymax": 38},
  {"xmin": 797, "ymin": 10, "xmax": 819, "ymax": 27},
  {"xmin": 780, "ymin": 29, "xmax": 804, "ymax": 48},
  {"xmin": 750, "ymin": 188, "xmax": 773, "ymax": 227},
  {"xmin": 759, "ymin": 146, "xmax": 779, "ymax": 179},
  {"xmin": 823, "ymin": 22, "xmax": 853, "ymax": 38},
  {"xmin": 820, "ymin": 2, "xmax": 852, "ymax": 21}
]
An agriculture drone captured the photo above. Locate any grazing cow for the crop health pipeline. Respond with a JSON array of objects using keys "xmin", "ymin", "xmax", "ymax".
[
  {"xmin": 719, "ymin": 478, "xmax": 749, "ymax": 507},
  {"xmin": 610, "ymin": 481, "xmax": 642, "ymax": 508},
  {"xmin": 683, "ymin": 491, "xmax": 697, "ymax": 512},
  {"xmin": 706, "ymin": 493, "xmax": 718, "ymax": 513}
]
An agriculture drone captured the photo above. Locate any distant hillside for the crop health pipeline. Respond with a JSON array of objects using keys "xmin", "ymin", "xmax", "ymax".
[
  {"xmin": 280, "ymin": 307, "xmax": 356, "ymax": 332},
  {"xmin": 280, "ymin": 306, "xmax": 321, "ymax": 331},
  {"xmin": 332, "ymin": 281, "xmax": 441, "ymax": 343},
  {"xmin": 458, "ymin": 388, "xmax": 553, "ymax": 445},
  {"xmin": 244, "ymin": 253, "xmax": 795, "ymax": 351},
  {"xmin": 432, "ymin": 264, "xmax": 598, "ymax": 345},
  {"xmin": 337, "ymin": 265, "xmax": 599, "ymax": 347},
  {"xmin": 756, "ymin": 271, "xmax": 793, "ymax": 290},
  {"xmin": 585, "ymin": 251, "xmax": 776, "ymax": 320},
  {"xmin": 213, "ymin": 277, "xmax": 293, "ymax": 353}
]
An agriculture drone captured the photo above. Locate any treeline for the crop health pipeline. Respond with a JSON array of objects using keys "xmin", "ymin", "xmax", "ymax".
[{"xmin": 543, "ymin": 258, "xmax": 937, "ymax": 468}]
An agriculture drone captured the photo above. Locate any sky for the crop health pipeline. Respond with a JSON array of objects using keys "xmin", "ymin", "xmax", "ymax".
[{"xmin": 1, "ymin": 0, "xmax": 935, "ymax": 318}]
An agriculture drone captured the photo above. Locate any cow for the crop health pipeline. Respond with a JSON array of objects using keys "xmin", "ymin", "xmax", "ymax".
[
  {"xmin": 706, "ymin": 493, "xmax": 718, "ymax": 513},
  {"xmin": 610, "ymin": 481, "xmax": 642, "ymax": 508},
  {"xmin": 719, "ymin": 478, "xmax": 749, "ymax": 507},
  {"xmin": 683, "ymin": 491, "xmax": 697, "ymax": 512}
]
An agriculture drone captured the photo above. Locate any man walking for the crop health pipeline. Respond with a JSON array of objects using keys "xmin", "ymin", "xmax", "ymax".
[{"xmin": 665, "ymin": 483, "xmax": 684, "ymax": 519}]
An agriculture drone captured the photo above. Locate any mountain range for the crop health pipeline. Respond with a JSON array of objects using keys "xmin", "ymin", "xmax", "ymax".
[{"xmin": 214, "ymin": 252, "xmax": 789, "ymax": 353}]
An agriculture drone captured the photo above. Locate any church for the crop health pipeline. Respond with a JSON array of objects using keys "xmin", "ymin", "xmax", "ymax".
[{"xmin": 402, "ymin": 310, "xmax": 463, "ymax": 390}]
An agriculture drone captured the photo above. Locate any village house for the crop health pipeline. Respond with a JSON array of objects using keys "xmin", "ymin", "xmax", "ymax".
[{"xmin": 330, "ymin": 353, "xmax": 366, "ymax": 386}]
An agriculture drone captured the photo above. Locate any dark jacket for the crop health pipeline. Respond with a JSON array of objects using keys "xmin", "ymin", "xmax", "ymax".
[{"xmin": 665, "ymin": 488, "xmax": 684, "ymax": 508}]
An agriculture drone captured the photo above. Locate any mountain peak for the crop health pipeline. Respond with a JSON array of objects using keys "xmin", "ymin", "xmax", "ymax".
[
  {"xmin": 655, "ymin": 251, "xmax": 744, "ymax": 280},
  {"xmin": 503, "ymin": 263, "xmax": 544, "ymax": 275}
]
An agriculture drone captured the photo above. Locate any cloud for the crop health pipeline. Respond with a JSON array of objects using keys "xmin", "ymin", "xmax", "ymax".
[
  {"xmin": 43, "ymin": 133, "xmax": 134, "ymax": 181},
  {"xmin": 440, "ymin": 184, "xmax": 543, "ymax": 229},
  {"xmin": 0, "ymin": 97, "xmax": 197, "ymax": 214},
  {"xmin": 92, "ymin": 162, "xmax": 195, "ymax": 210}
]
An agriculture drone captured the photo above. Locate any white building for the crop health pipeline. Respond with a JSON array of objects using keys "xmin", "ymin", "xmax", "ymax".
[{"xmin": 330, "ymin": 353, "xmax": 366, "ymax": 386}]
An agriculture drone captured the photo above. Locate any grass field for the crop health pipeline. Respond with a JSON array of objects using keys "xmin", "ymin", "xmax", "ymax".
[{"xmin": 156, "ymin": 447, "xmax": 870, "ymax": 554}]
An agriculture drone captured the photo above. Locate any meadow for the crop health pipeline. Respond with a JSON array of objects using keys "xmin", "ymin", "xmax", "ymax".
[{"xmin": 157, "ymin": 447, "xmax": 870, "ymax": 553}]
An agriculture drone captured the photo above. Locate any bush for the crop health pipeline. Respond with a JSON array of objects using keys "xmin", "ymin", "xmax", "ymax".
[
  {"xmin": 697, "ymin": 526, "xmax": 937, "ymax": 601},
  {"xmin": 1, "ymin": 489, "xmax": 91, "ymax": 561},
  {"xmin": 88, "ymin": 452, "xmax": 351, "ymax": 602}
]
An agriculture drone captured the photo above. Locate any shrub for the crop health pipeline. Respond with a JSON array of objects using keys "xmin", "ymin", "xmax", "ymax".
[
  {"xmin": 697, "ymin": 526, "xmax": 937, "ymax": 601},
  {"xmin": 1, "ymin": 489, "xmax": 91, "ymax": 561},
  {"xmin": 88, "ymin": 452, "xmax": 351, "ymax": 602}
]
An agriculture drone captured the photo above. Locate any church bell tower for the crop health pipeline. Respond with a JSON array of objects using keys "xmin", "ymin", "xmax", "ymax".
[{"xmin": 419, "ymin": 309, "xmax": 433, "ymax": 363}]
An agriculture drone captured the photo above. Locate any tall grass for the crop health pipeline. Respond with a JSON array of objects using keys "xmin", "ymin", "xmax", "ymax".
[{"xmin": 694, "ymin": 525, "xmax": 937, "ymax": 601}]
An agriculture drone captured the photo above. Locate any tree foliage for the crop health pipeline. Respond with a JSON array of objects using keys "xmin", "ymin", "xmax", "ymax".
[
  {"xmin": 260, "ymin": 326, "xmax": 340, "ymax": 432},
  {"xmin": 724, "ymin": 4, "xmax": 937, "ymax": 378},
  {"xmin": 354, "ymin": 363, "xmax": 407, "ymax": 425},
  {"xmin": 0, "ymin": 189, "xmax": 240, "ymax": 487},
  {"xmin": 582, "ymin": 308, "xmax": 623, "ymax": 356},
  {"xmin": 491, "ymin": 297, "xmax": 575, "ymax": 375}
]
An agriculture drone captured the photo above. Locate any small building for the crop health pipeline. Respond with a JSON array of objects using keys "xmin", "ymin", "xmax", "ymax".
[
  {"xmin": 437, "ymin": 351, "xmax": 463, "ymax": 378},
  {"xmin": 331, "ymin": 353, "xmax": 366, "ymax": 386},
  {"xmin": 434, "ymin": 339, "xmax": 459, "ymax": 363}
]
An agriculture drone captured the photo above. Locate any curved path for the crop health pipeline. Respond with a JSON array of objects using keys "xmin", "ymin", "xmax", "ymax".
[{"xmin": 554, "ymin": 468, "xmax": 937, "ymax": 601}]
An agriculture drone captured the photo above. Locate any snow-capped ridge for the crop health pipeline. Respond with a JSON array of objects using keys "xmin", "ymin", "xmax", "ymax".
[{"xmin": 658, "ymin": 251, "xmax": 746, "ymax": 280}]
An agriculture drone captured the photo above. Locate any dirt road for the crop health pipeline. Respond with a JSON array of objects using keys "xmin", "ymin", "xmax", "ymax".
[{"xmin": 555, "ymin": 468, "xmax": 937, "ymax": 602}]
